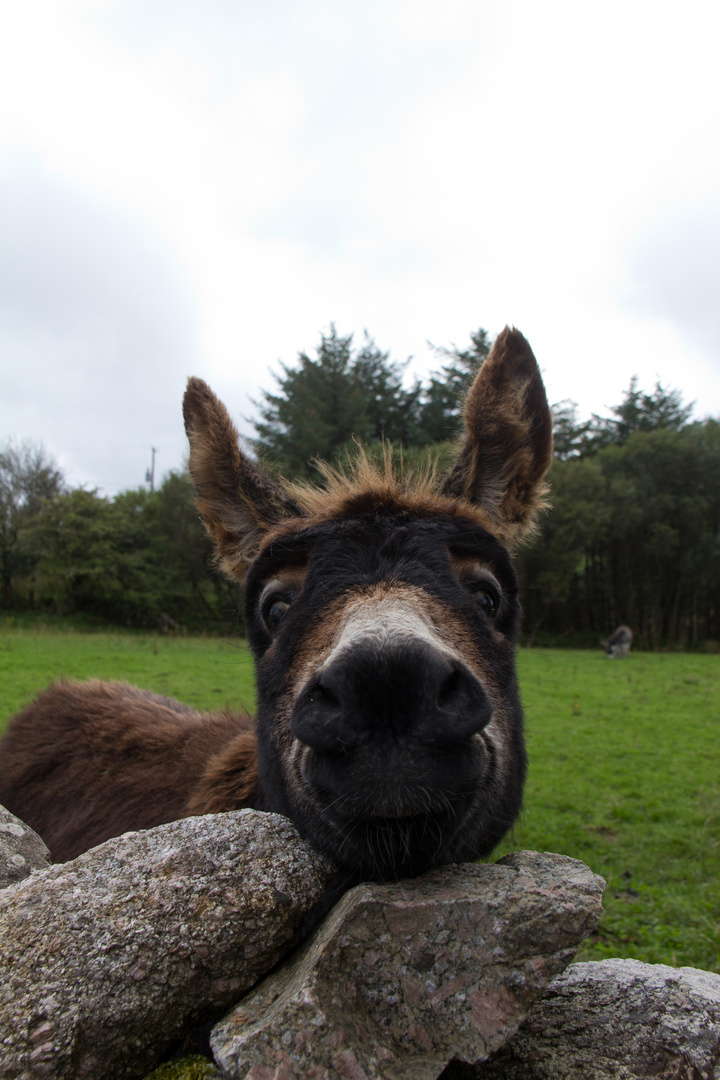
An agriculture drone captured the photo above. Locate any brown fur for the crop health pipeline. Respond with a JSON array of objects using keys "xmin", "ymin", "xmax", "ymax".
[
  {"xmin": 185, "ymin": 731, "xmax": 259, "ymax": 815},
  {"xmin": 183, "ymin": 376, "xmax": 303, "ymax": 578},
  {"xmin": 0, "ymin": 680, "xmax": 256, "ymax": 861},
  {"xmin": 441, "ymin": 326, "xmax": 553, "ymax": 546},
  {"xmin": 0, "ymin": 326, "xmax": 553, "ymax": 872}
]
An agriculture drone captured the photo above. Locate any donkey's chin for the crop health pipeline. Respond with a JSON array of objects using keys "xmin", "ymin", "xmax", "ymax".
[
  {"xmin": 293, "ymin": 777, "xmax": 479, "ymax": 881},
  {"xmin": 319, "ymin": 806, "xmax": 470, "ymax": 882}
]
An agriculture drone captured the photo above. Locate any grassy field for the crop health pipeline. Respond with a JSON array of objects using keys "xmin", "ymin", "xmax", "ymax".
[
  {"xmin": 1, "ymin": 623, "xmax": 718, "ymax": 972},
  {"xmin": 0, "ymin": 622, "xmax": 255, "ymax": 720},
  {"xmin": 499, "ymin": 649, "xmax": 719, "ymax": 973}
]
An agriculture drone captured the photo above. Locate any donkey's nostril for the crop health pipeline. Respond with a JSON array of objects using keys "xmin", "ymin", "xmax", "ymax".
[
  {"xmin": 431, "ymin": 659, "xmax": 491, "ymax": 741},
  {"xmin": 312, "ymin": 672, "xmax": 341, "ymax": 708},
  {"xmin": 438, "ymin": 665, "xmax": 463, "ymax": 707},
  {"xmin": 290, "ymin": 669, "xmax": 350, "ymax": 754}
]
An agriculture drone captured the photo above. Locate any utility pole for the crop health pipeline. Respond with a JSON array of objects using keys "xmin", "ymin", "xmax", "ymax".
[{"xmin": 145, "ymin": 447, "xmax": 157, "ymax": 492}]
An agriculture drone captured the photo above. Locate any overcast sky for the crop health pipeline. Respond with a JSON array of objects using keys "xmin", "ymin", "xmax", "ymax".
[{"xmin": 1, "ymin": 0, "xmax": 719, "ymax": 495}]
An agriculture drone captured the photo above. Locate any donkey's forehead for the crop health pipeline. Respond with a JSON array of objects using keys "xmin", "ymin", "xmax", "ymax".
[{"xmin": 254, "ymin": 501, "xmax": 507, "ymax": 573}]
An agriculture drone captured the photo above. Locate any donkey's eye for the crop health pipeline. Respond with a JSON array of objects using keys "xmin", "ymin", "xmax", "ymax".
[
  {"xmin": 473, "ymin": 587, "xmax": 499, "ymax": 619},
  {"xmin": 262, "ymin": 597, "xmax": 291, "ymax": 633}
]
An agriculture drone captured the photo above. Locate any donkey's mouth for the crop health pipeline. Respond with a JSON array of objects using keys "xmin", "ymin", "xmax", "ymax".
[
  {"xmin": 321, "ymin": 789, "xmax": 464, "ymax": 823},
  {"xmin": 297, "ymin": 735, "xmax": 488, "ymax": 820}
]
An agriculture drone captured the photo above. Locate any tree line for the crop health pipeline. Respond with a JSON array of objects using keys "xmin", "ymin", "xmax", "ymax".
[
  {"xmin": 516, "ymin": 418, "xmax": 720, "ymax": 647},
  {"xmin": 0, "ymin": 451, "xmax": 235, "ymax": 630},
  {"xmin": 2, "ymin": 326, "xmax": 718, "ymax": 646}
]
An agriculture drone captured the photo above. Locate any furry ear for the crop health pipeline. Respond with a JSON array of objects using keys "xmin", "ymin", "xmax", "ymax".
[
  {"xmin": 183, "ymin": 377, "xmax": 303, "ymax": 579},
  {"xmin": 440, "ymin": 327, "xmax": 553, "ymax": 546}
]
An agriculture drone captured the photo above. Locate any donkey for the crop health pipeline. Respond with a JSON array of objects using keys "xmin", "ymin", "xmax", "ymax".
[
  {"xmin": 601, "ymin": 625, "xmax": 633, "ymax": 658},
  {"xmin": 0, "ymin": 327, "xmax": 553, "ymax": 884}
]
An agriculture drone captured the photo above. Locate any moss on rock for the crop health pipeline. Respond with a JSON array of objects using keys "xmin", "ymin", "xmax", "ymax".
[{"xmin": 143, "ymin": 1055, "xmax": 222, "ymax": 1080}]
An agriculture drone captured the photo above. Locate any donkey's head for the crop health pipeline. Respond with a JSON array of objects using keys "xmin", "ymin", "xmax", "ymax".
[{"xmin": 183, "ymin": 327, "xmax": 552, "ymax": 881}]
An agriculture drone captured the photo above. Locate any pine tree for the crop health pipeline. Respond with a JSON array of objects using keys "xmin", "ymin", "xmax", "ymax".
[
  {"xmin": 416, "ymin": 328, "xmax": 491, "ymax": 444},
  {"xmin": 252, "ymin": 326, "xmax": 419, "ymax": 476}
]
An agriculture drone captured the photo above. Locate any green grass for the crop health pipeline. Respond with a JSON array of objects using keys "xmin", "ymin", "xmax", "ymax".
[
  {"xmin": 497, "ymin": 649, "xmax": 720, "ymax": 972},
  {"xmin": 1, "ymin": 626, "xmax": 718, "ymax": 972},
  {"xmin": 0, "ymin": 622, "xmax": 255, "ymax": 720}
]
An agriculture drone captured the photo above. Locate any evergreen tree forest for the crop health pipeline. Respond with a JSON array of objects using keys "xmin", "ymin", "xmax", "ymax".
[
  {"xmin": 251, "ymin": 324, "xmax": 490, "ymax": 474},
  {"xmin": 2, "ymin": 327, "xmax": 718, "ymax": 647}
]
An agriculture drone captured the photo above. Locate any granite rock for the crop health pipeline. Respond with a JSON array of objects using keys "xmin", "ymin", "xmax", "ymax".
[
  {"xmin": 0, "ymin": 803, "xmax": 50, "ymax": 889},
  {"xmin": 443, "ymin": 958, "xmax": 720, "ymax": 1080},
  {"xmin": 0, "ymin": 809, "xmax": 335, "ymax": 1080},
  {"xmin": 211, "ymin": 850, "xmax": 605, "ymax": 1080}
]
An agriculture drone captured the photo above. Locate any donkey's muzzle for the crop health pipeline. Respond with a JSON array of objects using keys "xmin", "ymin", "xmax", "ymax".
[
  {"xmin": 289, "ymin": 641, "xmax": 497, "ymax": 879},
  {"xmin": 290, "ymin": 640, "xmax": 491, "ymax": 758}
]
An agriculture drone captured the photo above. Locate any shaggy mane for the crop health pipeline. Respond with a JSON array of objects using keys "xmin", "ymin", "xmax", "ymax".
[
  {"xmin": 279, "ymin": 444, "xmax": 504, "ymax": 537},
  {"xmin": 279, "ymin": 443, "xmax": 548, "ymax": 548},
  {"xmin": 285, "ymin": 444, "xmax": 438, "ymax": 508}
]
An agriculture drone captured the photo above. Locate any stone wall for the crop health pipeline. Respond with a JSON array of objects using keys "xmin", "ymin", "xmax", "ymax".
[{"xmin": 1, "ymin": 804, "xmax": 718, "ymax": 1080}]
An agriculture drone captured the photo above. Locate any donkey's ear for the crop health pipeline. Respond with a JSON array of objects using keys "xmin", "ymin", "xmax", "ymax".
[
  {"xmin": 440, "ymin": 327, "xmax": 553, "ymax": 547},
  {"xmin": 183, "ymin": 377, "xmax": 303, "ymax": 580}
]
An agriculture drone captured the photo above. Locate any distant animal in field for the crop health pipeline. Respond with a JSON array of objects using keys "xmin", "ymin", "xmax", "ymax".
[
  {"xmin": 601, "ymin": 625, "xmax": 633, "ymax": 658},
  {"xmin": 0, "ymin": 327, "xmax": 553, "ymax": 883}
]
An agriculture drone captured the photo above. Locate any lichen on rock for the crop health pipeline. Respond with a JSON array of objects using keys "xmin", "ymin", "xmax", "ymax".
[
  {"xmin": 212, "ymin": 850, "xmax": 605, "ymax": 1080},
  {"xmin": 0, "ymin": 808, "xmax": 335, "ymax": 1080},
  {"xmin": 143, "ymin": 1054, "xmax": 221, "ymax": 1080},
  {"xmin": 0, "ymin": 803, "xmax": 49, "ymax": 890}
]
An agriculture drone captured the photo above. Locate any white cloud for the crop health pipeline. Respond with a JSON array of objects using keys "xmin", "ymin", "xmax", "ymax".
[
  {"xmin": 0, "ymin": 0, "xmax": 718, "ymax": 493},
  {"xmin": 0, "ymin": 168, "xmax": 199, "ymax": 493}
]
